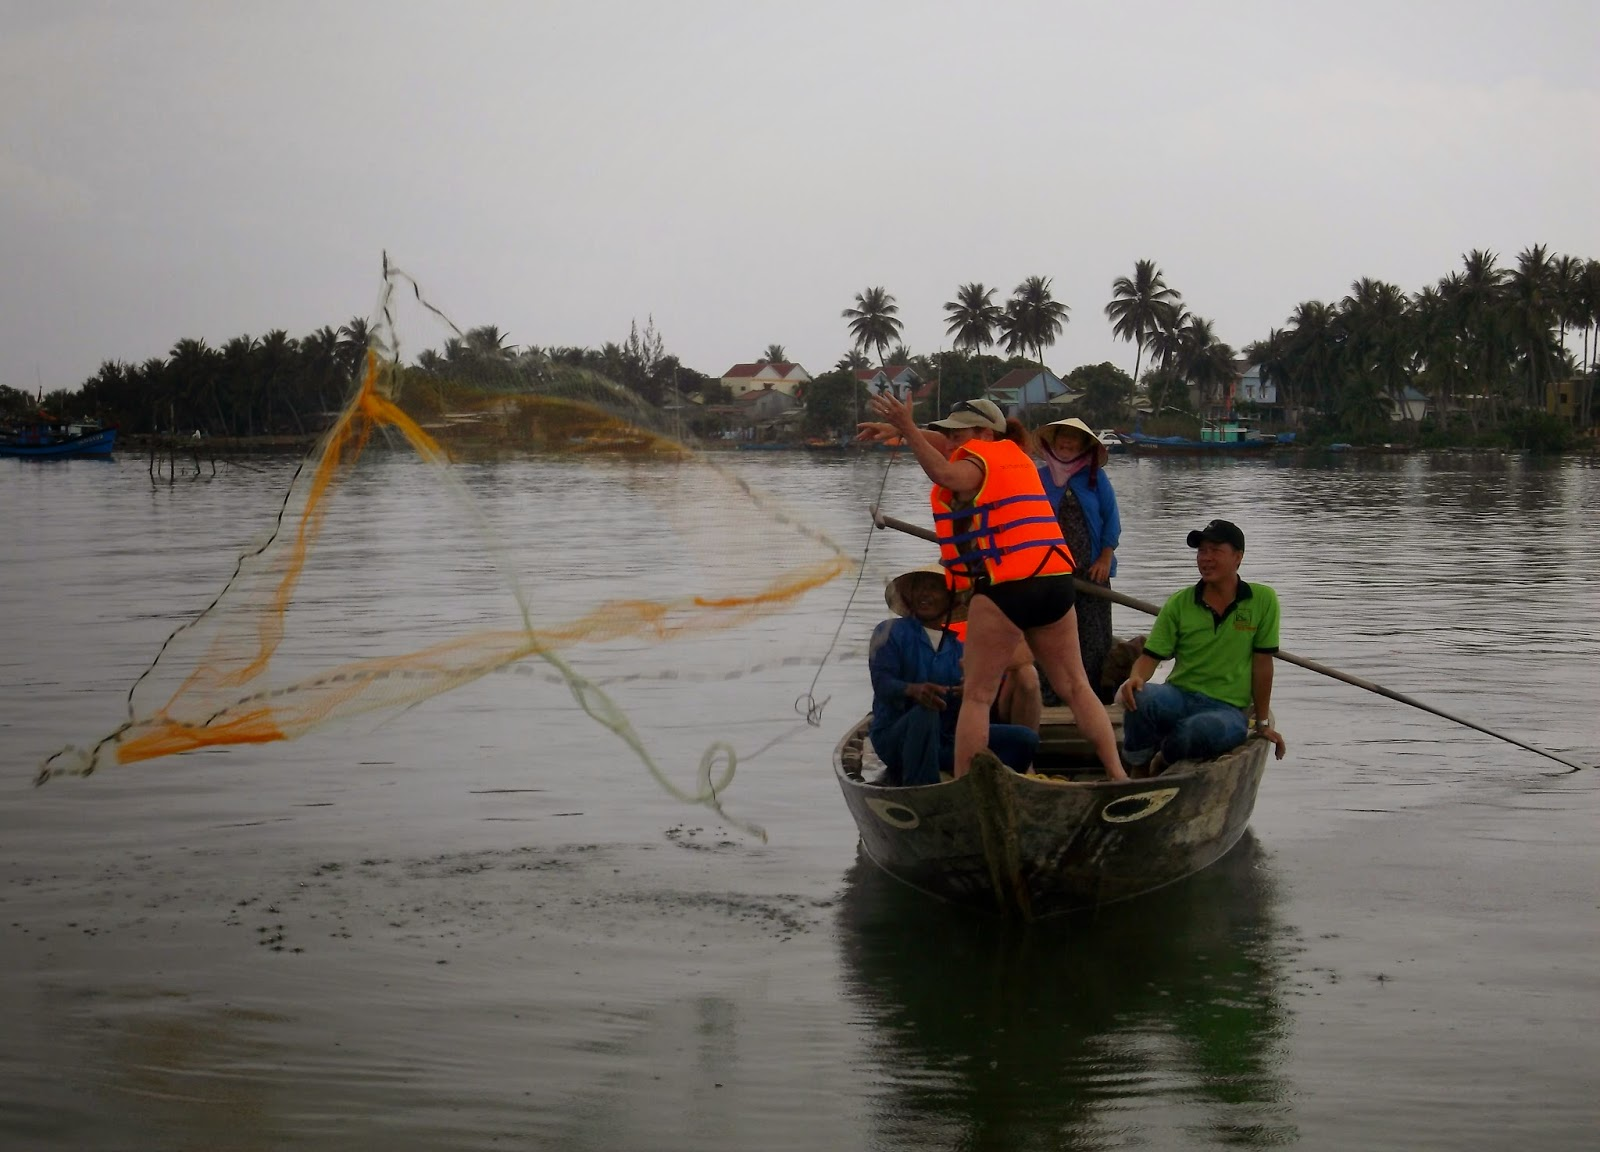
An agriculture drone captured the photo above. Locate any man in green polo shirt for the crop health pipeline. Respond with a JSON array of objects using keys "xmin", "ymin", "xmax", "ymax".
[{"xmin": 1116, "ymin": 519, "xmax": 1288, "ymax": 774}]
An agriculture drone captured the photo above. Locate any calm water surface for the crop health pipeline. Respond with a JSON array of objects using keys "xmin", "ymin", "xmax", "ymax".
[{"xmin": 2, "ymin": 449, "xmax": 1597, "ymax": 1150}]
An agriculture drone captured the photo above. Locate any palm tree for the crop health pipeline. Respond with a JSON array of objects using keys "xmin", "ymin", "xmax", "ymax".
[
  {"xmin": 167, "ymin": 337, "xmax": 219, "ymax": 435},
  {"xmin": 1243, "ymin": 329, "xmax": 1293, "ymax": 424},
  {"xmin": 1145, "ymin": 302, "xmax": 1192, "ymax": 377},
  {"xmin": 300, "ymin": 326, "xmax": 342, "ymax": 418},
  {"xmin": 258, "ymin": 328, "xmax": 301, "ymax": 433},
  {"xmin": 999, "ymin": 276, "xmax": 1069, "ymax": 413},
  {"xmin": 834, "ymin": 349, "xmax": 870, "ymax": 372},
  {"xmin": 944, "ymin": 283, "xmax": 1003, "ymax": 355},
  {"xmin": 464, "ymin": 324, "xmax": 514, "ymax": 360},
  {"xmin": 762, "ymin": 343, "xmax": 787, "ymax": 363},
  {"xmin": 1578, "ymin": 259, "xmax": 1600, "ymax": 426},
  {"xmin": 1281, "ymin": 300, "xmax": 1341, "ymax": 419},
  {"xmin": 1174, "ymin": 316, "xmax": 1236, "ymax": 414},
  {"xmin": 943, "ymin": 282, "xmax": 1004, "ymax": 400},
  {"xmin": 1507, "ymin": 244, "xmax": 1557, "ymax": 410},
  {"xmin": 1412, "ymin": 283, "xmax": 1466, "ymax": 435},
  {"xmin": 336, "ymin": 317, "xmax": 372, "ymax": 382},
  {"xmin": 1340, "ymin": 278, "xmax": 1413, "ymax": 433},
  {"xmin": 1453, "ymin": 250, "xmax": 1509, "ymax": 427},
  {"xmin": 842, "ymin": 287, "xmax": 903, "ymax": 424},
  {"xmin": 1552, "ymin": 254, "xmax": 1584, "ymax": 364},
  {"xmin": 842, "ymin": 287, "xmax": 903, "ymax": 368},
  {"xmin": 1104, "ymin": 260, "xmax": 1181, "ymax": 389}
]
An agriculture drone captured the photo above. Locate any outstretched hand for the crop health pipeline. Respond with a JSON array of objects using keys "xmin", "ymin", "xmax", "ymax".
[
  {"xmin": 854, "ymin": 421, "xmax": 902, "ymax": 445},
  {"xmin": 868, "ymin": 391, "xmax": 918, "ymax": 436}
]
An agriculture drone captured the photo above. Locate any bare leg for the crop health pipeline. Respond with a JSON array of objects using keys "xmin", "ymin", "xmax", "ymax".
[
  {"xmin": 996, "ymin": 645, "xmax": 1041, "ymax": 731},
  {"xmin": 951, "ymin": 594, "xmax": 1022, "ymax": 778},
  {"xmin": 1026, "ymin": 606, "xmax": 1128, "ymax": 781}
]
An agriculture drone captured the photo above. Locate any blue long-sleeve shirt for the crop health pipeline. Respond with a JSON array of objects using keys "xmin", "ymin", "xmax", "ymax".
[
  {"xmin": 1038, "ymin": 466, "xmax": 1122, "ymax": 579},
  {"xmin": 867, "ymin": 615, "xmax": 964, "ymax": 745}
]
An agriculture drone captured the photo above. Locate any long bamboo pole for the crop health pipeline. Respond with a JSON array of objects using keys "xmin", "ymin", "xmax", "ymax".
[{"xmin": 871, "ymin": 508, "xmax": 1591, "ymax": 774}]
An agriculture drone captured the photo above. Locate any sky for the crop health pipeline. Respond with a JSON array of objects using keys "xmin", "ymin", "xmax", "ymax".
[{"xmin": 2, "ymin": 0, "xmax": 1597, "ymax": 393}]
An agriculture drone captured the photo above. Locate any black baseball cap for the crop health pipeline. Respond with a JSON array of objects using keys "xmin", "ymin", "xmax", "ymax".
[{"xmin": 1186, "ymin": 519, "xmax": 1245, "ymax": 550}]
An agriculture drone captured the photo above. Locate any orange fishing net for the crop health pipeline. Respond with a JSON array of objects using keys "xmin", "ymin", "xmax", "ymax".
[{"xmin": 39, "ymin": 260, "xmax": 855, "ymax": 836}]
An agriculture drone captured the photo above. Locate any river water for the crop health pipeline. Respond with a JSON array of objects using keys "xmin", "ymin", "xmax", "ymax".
[{"xmin": 2, "ymin": 448, "xmax": 1597, "ymax": 1150}]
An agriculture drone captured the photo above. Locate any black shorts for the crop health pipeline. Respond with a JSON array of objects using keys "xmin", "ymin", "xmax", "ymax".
[{"xmin": 973, "ymin": 574, "xmax": 1075, "ymax": 632}]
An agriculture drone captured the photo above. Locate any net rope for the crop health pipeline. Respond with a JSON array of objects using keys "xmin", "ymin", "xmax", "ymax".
[{"xmin": 38, "ymin": 257, "xmax": 868, "ymax": 839}]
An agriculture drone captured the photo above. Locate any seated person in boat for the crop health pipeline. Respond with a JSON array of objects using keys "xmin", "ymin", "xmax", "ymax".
[
  {"xmin": 1116, "ymin": 520, "xmax": 1288, "ymax": 775},
  {"xmin": 868, "ymin": 567, "xmax": 1041, "ymax": 786}
]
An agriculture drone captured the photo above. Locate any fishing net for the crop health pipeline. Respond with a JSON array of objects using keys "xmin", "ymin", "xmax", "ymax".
[{"xmin": 37, "ymin": 258, "xmax": 857, "ymax": 836}]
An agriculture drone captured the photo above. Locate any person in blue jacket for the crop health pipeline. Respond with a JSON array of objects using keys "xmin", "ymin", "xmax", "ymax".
[
  {"xmin": 1036, "ymin": 418, "xmax": 1122, "ymax": 701},
  {"xmin": 867, "ymin": 567, "xmax": 1040, "ymax": 786}
]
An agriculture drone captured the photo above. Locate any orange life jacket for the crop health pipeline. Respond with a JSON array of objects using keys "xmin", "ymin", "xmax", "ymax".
[{"xmin": 931, "ymin": 437, "xmax": 1075, "ymax": 587}]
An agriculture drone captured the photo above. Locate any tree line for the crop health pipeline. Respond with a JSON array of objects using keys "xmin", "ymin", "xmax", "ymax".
[{"xmin": 7, "ymin": 245, "xmax": 1595, "ymax": 450}]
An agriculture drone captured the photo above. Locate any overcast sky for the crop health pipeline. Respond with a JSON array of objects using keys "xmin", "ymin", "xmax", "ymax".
[{"xmin": 3, "ymin": 0, "xmax": 1596, "ymax": 393}]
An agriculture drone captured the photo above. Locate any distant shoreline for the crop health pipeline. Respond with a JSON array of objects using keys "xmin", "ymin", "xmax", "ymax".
[{"xmin": 113, "ymin": 432, "xmax": 1594, "ymax": 460}]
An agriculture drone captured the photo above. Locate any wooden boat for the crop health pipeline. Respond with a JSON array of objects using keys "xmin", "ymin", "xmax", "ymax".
[
  {"xmin": 0, "ymin": 421, "xmax": 117, "ymax": 459},
  {"xmin": 1123, "ymin": 417, "xmax": 1284, "ymax": 457},
  {"xmin": 834, "ymin": 704, "xmax": 1271, "ymax": 919}
]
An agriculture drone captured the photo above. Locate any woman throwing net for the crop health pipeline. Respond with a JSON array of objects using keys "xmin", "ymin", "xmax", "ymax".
[{"xmin": 859, "ymin": 395, "xmax": 1127, "ymax": 783}]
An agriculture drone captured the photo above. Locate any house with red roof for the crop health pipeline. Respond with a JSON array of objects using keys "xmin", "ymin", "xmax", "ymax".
[{"xmin": 720, "ymin": 360, "xmax": 812, "ymax": 398}]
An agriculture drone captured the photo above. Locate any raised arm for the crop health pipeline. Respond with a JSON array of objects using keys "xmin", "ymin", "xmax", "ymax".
[{"xmin": 867, "ymin": 392, "xmax": 982, "ymax": 495}]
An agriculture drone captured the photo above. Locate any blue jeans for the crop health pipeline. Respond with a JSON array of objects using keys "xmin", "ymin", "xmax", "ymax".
[
  {"xmin": 872, "ymin": 707, "xmax": 1040, "ymax": 786},
  {"xmin": 1121, "ymin": 683, "xmax": 1248, "ymax": 767}
]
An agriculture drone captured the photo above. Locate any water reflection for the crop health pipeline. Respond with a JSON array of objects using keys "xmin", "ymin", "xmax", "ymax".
[{"xmin": 837, "ymin": 834, "xmax": 1296, "ymax": 1149}]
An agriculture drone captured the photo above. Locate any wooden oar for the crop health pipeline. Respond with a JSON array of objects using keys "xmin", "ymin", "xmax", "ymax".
[{"xmin": 871, "ymin": 508, "xmax": 1592, "ymax": 774}]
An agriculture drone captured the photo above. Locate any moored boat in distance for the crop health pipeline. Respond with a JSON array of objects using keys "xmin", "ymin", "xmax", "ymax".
[
  {"xmin": 1096, "ymin": 428, "xmax": 1128, "ymax": 454},
  {"xmin": 1, "ymin": 419, "xmax": 118, "ymax": 459},
  {"xmin": 1124, "ymin": 416, "xmax": 1287, "ymax": 457},
  {"xmin": 834, "ymin": 704, "xmax": 1271, "ymax": 918}
]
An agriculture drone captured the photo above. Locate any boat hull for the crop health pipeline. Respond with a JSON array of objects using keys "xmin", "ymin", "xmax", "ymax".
[
  {"xmin": 1123, "ymin": 434, "xmax": 1274, "ymax": 456},
  {"xmin": 0, "ymin": 428, "xmax": 117, "ymax": 458},
  {"xmin": 834, "ymin": 714, "xmax": 1269, "ymax": 919}
]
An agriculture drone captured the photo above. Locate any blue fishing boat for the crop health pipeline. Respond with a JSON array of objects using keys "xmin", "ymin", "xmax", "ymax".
[
  {"xmin": 0, "ymin": 419, "xmax": 118, "ymax": 459},
  {"xmin": 1124, "ymin": 417, "xmax": 1286, "ymax": 457}
]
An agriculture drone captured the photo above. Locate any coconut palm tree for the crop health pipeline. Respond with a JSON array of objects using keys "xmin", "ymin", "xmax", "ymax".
[
  {"xmin": 465, "ymin": 324, "xmax": 514, "ymax": 360},
  {"xmin": 1104, "ymin": 260, "xmax": 1181, "ymax": 389},
  {"xmin": 1578, "ymin": 259, "xmax": 1600, "ymax": 426},
  {"xmin": 1243, "ymin": 329, "xmax": 1293, "ymax": 424},
  {"xmin": 762, "ymin": 343, "xmax": 787, "ymax": 363},
  {"xmin": 1281, "ymin": 300, "xmax": 1341, "ymax": 419},
  {"xmin": 1145, "ymin": 302, "xmax": 1192, "ymax": 378},
  {"xmin": 1552, "ymin": 254, "xmax": 1584, "ymax": 364},
  {"xmin": 1340, "ymin": 278, "xmax": 1414, "ymax": 433},
  {"xmin": 834, "ymin": 349, "xmax": 870, "ymax": 372},
  {"xmin": 943, "ymin": 282, "xmax": 1003, "ymax": 356},
  {"xmin": 842, "ymin": 287, "xmax": 902, "ymax": 424},
  {"xmin": 999, "ymin": 276, "xmax": 1068, "ymax": 412},
  {"xmin": 336, "ymin": 317, "xmax": 372, "ymax": 382},
  {"xmin": 943, "ymin": 282, "xmax": 1004, "ymax": 396},
  {"xmin": 842, "ymin": 287, "xmax": 903, "ymax": 368},
  {"xmin": 1174, "ymin": 316, "xmax": 1236, "ymax": 414},
  {"xmin": 1507, "ymin": 244, "xmax": 1558, "ymax": 410},
  {"xmin": 1412, "ymin": 283, "xmax": 1467, "ymax": 435}
]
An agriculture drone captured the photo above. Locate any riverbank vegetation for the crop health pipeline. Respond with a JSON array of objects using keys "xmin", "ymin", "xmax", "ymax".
[{"xmin": 5, "ymin": 247, "xmax": 1595, "ymax": 453}]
